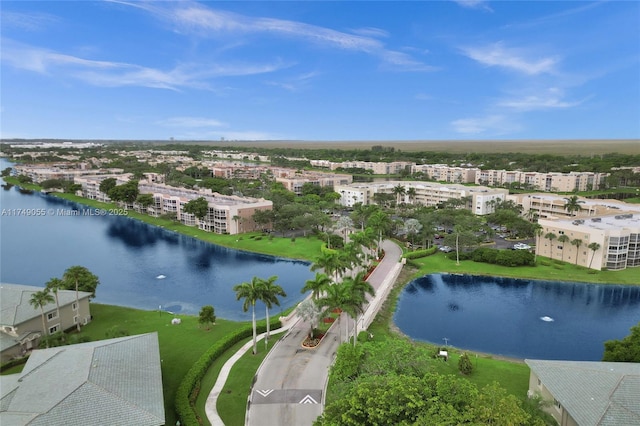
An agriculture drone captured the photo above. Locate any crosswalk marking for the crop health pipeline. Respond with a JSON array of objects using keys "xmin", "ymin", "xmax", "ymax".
[
  {"xmin": 299, "ymin": 394, "xmax": 318, "ymax": 404},
  {"xmin": 256, "ymin": 389, "xmax": 274, "ymax": 397}
]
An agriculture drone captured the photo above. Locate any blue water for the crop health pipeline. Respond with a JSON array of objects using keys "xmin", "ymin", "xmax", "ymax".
[
  {"xmin": 0, "ymin": 159, "xmax": 313, "ymax": 320},
  {"xmin": 394, "ymin": 273, "xmax": 640, "ymax": 361}
]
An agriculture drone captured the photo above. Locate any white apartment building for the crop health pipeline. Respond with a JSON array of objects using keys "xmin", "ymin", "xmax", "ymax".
[
  {"xmin": 536, "ymin": 213, "xmax": 640, "ymax": 270},
  {"xmin": 310, "ymin": 160, "xmax": 415, "ymax": 174},
  {"xmin": 509, "ymin": 193, "xmax": 640, "ymax": 220},
  {"xmin": 411, "ymin": 164, "xmax": 480, "ymax": 183},
  {"xmin": 13, "ymin": 164, "xmax": 123, "ymax": 184},
  {"xmin": 334, "ymin": 181, "xmax": 507, "ymax": 214},
  {"xmin": 475, "ymin": 170, "xmax": 607, "ymax": 192}
]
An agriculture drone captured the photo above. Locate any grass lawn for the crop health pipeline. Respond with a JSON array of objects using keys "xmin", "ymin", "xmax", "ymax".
[
  {"xmin": 77, "ymin": 304, "xmax": 248, "ymax": 426},
  {"xmin": 413, "ymin": 251, "xmax": 640, "ymax": 285}
]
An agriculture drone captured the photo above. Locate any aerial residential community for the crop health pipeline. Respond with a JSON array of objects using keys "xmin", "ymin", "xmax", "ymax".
[{"xmin": 1, "ymin": 1, "xmax": 639, "ymax": 426}]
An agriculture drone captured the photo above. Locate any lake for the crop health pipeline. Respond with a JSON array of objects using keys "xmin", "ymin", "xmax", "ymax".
[
  {"xmin": 0, "ymin": 159, "xmax": 313, "ymax": 320},
  {"xmin": 394, "ymin": 273, "xmax": 640, "ymax": 360}
]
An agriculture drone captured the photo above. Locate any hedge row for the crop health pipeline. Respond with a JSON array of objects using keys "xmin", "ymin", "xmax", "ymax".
[
  {"xmin": 403, "ymin": 246, "xmax": 439, "ymax": 260},
  {"xmin": 175, "ymin": 318, "xmax": 282, "ymax": 425},
  {"xmin": 453, "ymin": 247, "xmax": 535, "ymax": 267}
]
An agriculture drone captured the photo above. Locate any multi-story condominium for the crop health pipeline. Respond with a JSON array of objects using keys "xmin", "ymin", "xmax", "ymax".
[
  {"xmin": 310, "ymin": 160, "xmax": 415, "ymax": 174},
  {"xmin": 475, "ymin": 170, "xmax": 608, "ymax": 192},
  {"xmin": 334, "ymin": 181, "xmax": 507, "ymax": 215},
  {"xmin": 75, "ymin": 174, "xmax": 133, "ymax": 202},
  {"xmin": 509, "ymin": 193, "xmax": 640, "ymax": 220},
  {"xmin": 0, "ymin": 283, "xmax": 92, "ymax": 362},
  {"xmin": 273, "ymin": 169, "xmax": 352, "ymax": 195},
  {"xmin": 536, "ymin": 213, "xmax": 640, "ymax": 270},
  {"xmin": 13, "ymin": 164, "xmax": 123, "ymax": 184},
  {"xmin": 411, "ymin": 164, "xmax": 480, "ymax": 183},
  {"xmin": 138, "ymin": 183, "xmax": 272, "ymax": 235}
]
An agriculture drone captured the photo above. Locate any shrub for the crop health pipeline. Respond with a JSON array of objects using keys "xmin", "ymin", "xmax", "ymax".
[
  {"xmin": 403, "ymin": 246, "xmax": 438, "ymax": 259},
  {"xmin": 458, "ymin": 352, "xmax": 474, "ymax": 375}
]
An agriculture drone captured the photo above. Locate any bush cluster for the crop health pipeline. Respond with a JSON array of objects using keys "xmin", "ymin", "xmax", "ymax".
[
  {"xmin": 403, "ymin": 246, "xmax": 438, "ymax": 260},
  {"xmin": 455, "ymin": 248, "xmax": 535, "ymax": 267}
]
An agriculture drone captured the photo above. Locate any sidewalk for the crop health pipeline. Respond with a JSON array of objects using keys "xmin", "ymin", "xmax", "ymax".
[{"xmin": 205, "ymin": 240, "xmax": 403, "ymax": 426}]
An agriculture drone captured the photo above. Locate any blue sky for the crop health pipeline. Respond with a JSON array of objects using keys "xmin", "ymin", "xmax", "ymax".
[{"xmin": 1, "ymin": 1, "xmax": 639, "ymax": 141}]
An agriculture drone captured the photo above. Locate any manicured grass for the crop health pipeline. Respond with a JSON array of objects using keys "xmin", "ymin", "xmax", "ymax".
[
  {"xmin": 413, "ymin": 251, "xmax": 640, "ymax": 285},
  {"xmin": 215, "ymin": 332, "xmax": 285, "ymax": 426},
  {"xmin": 77, "ymin": 304, "xmax": 248, "ymax": 426}
]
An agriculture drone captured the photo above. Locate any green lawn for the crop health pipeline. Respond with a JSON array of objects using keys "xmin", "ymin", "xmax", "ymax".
[{"xmin": 77, "ymin": 304, "xmax": 248, "ymax": 426}]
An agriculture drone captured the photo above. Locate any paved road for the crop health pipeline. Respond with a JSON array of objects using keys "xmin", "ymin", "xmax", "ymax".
[{"xmin": 245, "ymin": 240, "xmax": 403, "ymax": 426}]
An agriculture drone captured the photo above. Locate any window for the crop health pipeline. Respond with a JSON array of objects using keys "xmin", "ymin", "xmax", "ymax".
[
  {"xmin": 72, "ymin": 302, "xmax": 78, "ymax": 311},
  {"xmin": 73, "ymin": 315, "xmax": 79, "ymax": 324},
  {"xmin": 47, "ymin": 311, "xmax": 58, "ymax": 321},
  {"xmin": 554, "ymin": 399, "xmax": 562, "ymax": 410},
  {"xmin": 49, "ymin": 325, "xmax": 59, "ymax": 334},
  {"xmin": 537, "ymin": 378, "xmax": 541, "ymax": 387}
]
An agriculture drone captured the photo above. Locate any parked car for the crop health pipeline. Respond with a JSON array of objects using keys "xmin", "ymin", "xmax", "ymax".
[
  {"xmin": 439, "ymin": 246, "xmax": 453, "ymax": 253},
  {"xmin": 513, "ymin": 243, "xmax": 531, "ymax": 250}
]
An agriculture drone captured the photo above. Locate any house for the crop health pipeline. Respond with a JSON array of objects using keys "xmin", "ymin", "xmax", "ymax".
[
  {"xmin": 0, "ymin": 283, "xmax": 92, "ymax": 362},
  {"xmin": 525, "ymin": 359, "xmax": 640, "ymax": 426},
  {"xmin": 0, "ymin": 333, "xmax": 165, "ymax": 425}
]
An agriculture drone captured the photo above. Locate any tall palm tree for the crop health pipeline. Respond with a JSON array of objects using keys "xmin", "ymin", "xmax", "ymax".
[
  {"xmin": 301, "ymin": 273, "xmax": 332, "ymax": 301},
  {"xmin": 233, "ymin": 276, "xmax": 263, "ymax": 355},
  {"xmin": 45, "ymin": 277, "xmax": 64, "ymax": 321},
  {"xmin": 571, "ymin": 238, "xmax": 583, "ymax": 265},
  {"xmin": 343, "ymin": 272, "xmax": 375, "ymax": 346},
  {"xmin": 318, "ymin": 283, "xmax": 349, "ymax": 343},
  {"xmin": 349, "ymin": 231, "xmax": 372, "ymax": 267},
  {"xmin": 259, "ymin": 276, "xmax": 286, "ymax": 347},
  {"xmin": 392, "ymin": 184, "xmax": 406, "ymax": 205},
  {"xmin": 311, "ymin": 251, "xmax": 341, "ymax": 282},
  {"xmin": 558, "ymin": 234, "xmax": 570, "ymax": 262},
  {"xmin": 588, "ymin": 242, "xmax": 601, "ymax": 269},
  {"xmin": 564, "ymin": 195, "xmax": 584, "ymax": 216},
  {"xmin": 29, "ymin": 290, "xmax": 55, "ymax": 348},
  {"xmin": 544, "ymin": 232, "xmax": 557, "ymax": 260},
  {"xmin": 407, "ymin": 187, "xmax": 417, "ymax": 205},
  {"xmin": 62, "ymin": 265, "xmax": 99, "ymax": 331},
  {"xmin": 232, "ymin": 215, "xmax": 242, "ymax": 234},
  {"xmin": 368, "ymin": 211, "xmax": 391, "ymax": 255}
]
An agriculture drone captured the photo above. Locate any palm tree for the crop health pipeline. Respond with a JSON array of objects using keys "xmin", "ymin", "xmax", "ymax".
[
  {"xmin": 368, "ymin": 211, "xmax": 391, "ymax": 255},
  {"xmin": 544, "ymin": 232, "xmax": 557, "ymax": 260},
  {"xmin": 407, "ymin": 187, "xmax": 417, "ymax": 205},
  {"xmin": 343, "ymin": 272, "xmax": 375, "ymax": 346},
  {"xmin": 232, "ymin": 215, "xmax": 242, "ymax": 233},
  {"xmin": 301, "ymin": 273, "xmax": 332, "ymax": 301},
  {"xmin": 588, "ymin": 242, "xmax": 601, "ymax": 269},
  {"xmin": 311, "ymin": 251, "xmax": 341, "ymax": 282},
  {"xmin": 318, "ymin": 283, "xmax": 349, "ymax": 343},
  {"xmin": 349, "ymin": 231, "xmax": 373, "ymax": 267},
  {"xmin": 259, "ymin": 276, "xmax": 286, "ymax": 347},
  {"xmin": 558, "ymin": 234, "xmax": 570, "ymax": 262},
  {"xmin": 392, "ymin": 184, "xmax": 406, "ymax": 205},
  {"xmin": 233, "ymin": 277, "xmax": 263, "ymax": 355},
  {"xmin": 45, "ymin": 277, "xmax": 64, "ymax": 321},
  {"xmin": 62, "ymin": 265, "xmax": 99, "ymax": 331},
  {"xmin": 564, "ymin": 195, "xmax": 584, "ymax": 216},
  {"xmin": 29, "ymin": 290, "xmax": 55, "ymax": 348},
  {"xmin": 571, "ymin": 238, "xmax": 583, "ymax": 265}
]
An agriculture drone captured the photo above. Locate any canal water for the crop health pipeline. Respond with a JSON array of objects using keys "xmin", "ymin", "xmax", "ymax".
[
  {"xmin": 394, "ymin": 273, "xmax": 640, "ymax": 360},
  {"xmin": 0, "ymin": 159, "xmax": 313, "ymax": 320}
]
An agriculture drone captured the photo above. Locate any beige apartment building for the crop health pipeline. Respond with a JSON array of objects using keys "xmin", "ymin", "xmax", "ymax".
[
  {"xmin": 475, "ymin": 170, "xmax": 607, "ymax": 192},
  {"xmin": 310, "ymin": 160, "xmax": 415, "ymax": 174},
  {"xmin": 536, "ymin": 213, "xmax": 640, "ymax": 270},
  {"xmin": 334, "ymin": 181, "xmax": 507, "ymax": 214},
  {"xmin": 411, "ymin": 164, "xmax": 480, "ymax": 183},
  {"xmin": 0, "ymin": 284, "xmax": 92, "ymax": 362},
  {"xmin": 13, "ymin": 163, "xmax": 123, "ymax": 184},
  {"xmin": 509, "ymin": 193, "xmax": 640, "ymax": 220}
]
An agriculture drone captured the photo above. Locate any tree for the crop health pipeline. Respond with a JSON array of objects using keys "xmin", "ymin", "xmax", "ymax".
[
  {"xmin": 570, "ymin": 238, "xmax": 583, "ymax": 265},
  {"xmin": 557, "ymin": 234, "xmax": 570, "ymax": 262},
  {"xmin": 107, "ymin": 180, "xmax": 139, "ymax": 204},
  {"xmin": 343, "ymin": 271, "xmax": 375, "ymax": 346},
  {"xmin": 311, "ymin": 251, "xmax": 341, "ymax": 282},
  {"xmin": 62, "ymin": 266, "xmax": 100, "ymax": 331},
  {"xmin": 407, "ymin": 187, "xmax": 417, "ymax": 204},
  {"xmin": 135, "ymin": 193, "xmax": 155, "ymax": 212},
  {"xmin": 259, "ymin": 275, "xmax": 286, "ymax": 347},
  {"xmin": 588, "ymin": 242, "xmax": 601, "ymax": 269},
  {"xmin": 297, "ymin": 299, "xmax": 322, "ymax": 339},
  {"xmin": 99, "ymin": 177, "xmax": 117, "ymax": 195},
  {"xmin": 233, "ymin": 277, "xmax": 263, "ymax": 355},
  {"xmin": 198, "ymin": 305, "xmax": 216, "ymax": 330},
  {"xmin": 183, "ymin": 196, "xmax": 209, "ymax": 220},
  {"xmin": 368, "ymin": 210, "xmax": 391, "ymax": 254},
  {"xmin": 317, "ymin": 283, "xmax": 350, "ymax": 342},
  {"xmin": 45, "ymin": 277, "xmax": 64, "ymax": 321},
  {"xmin": 404, "ymin": 218, "xmax": 423, "ymax": 247},
  {"xmin": 458, "ymin": 352, "xmax": 474, "ymax": 375},
  {"xmin": 392, "ymin": 184, "xmax": 406, "ymax": 205},
  {"xmin": 602, "ymin": 322, "xmax": 640, "ymax": 362},
  {"xmin": 544, "ymin": 232, "xmax": 557, "ymax": 259},
  {"xmin": 334, "ymin": 215, "xmax": 354, "ymax": 244},
  {"xmin": 301, "ymin": 273, "xmax": 332, "ymax": 301},
  {"xmin": 564, "ymin": 195, "xmax": 584, "ymax": 216},
  {"xmin": 29, "ymin": 290, "xmax": 55, "ymax": 347}
]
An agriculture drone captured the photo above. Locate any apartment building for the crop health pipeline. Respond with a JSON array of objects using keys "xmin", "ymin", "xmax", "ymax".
[
  {"xmin": 310, "ymin": 160, "xmax": 415, "ymax": 174},
  {"xmin": 509, "ymin": 193, "xmax": 640, "ymax": 220},
  {"xmin": 273, "ymin": 169, "xmax": 352, "ymax": 195},
  {"xmin": 536, "ymin": 213, "xmax": 640, "ymax": 270},
  {"xmin": 475, "ymin": 170, "xmax": 608, "ymax": 192},
  {"xmin": 411, "ymin": 164, "xmax": 480, "ymax": 183},
  {"xmin": 334, "ymin": 181, "xmax": 507, "ymax": 214},
  {"xmin": 13, "ymin": 164, "xmax": 123, "ymax": 184}
]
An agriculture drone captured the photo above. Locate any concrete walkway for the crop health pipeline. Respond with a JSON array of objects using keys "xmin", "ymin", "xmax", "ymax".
[{"xmin": 205, "ymin": 240, "xmax": 403, "ymax": 426}]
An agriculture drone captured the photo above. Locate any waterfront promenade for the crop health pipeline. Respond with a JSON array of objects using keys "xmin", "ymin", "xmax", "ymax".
[{"xmin": 205, "ymin": 240, "xmax": 403, "ymax": 426}]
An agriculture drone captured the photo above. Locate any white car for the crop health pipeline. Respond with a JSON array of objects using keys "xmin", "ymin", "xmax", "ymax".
[
  {"xmin": 439, "ymin": 246, "xmax": 453, "ymax": 253},
  {"xmin": 513, "ymin": 243, "xmax": 531, "ymax": 250}
]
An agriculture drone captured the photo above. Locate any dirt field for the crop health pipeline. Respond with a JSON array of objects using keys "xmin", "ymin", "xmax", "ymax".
[{"xmin": 184, "ymin": 139, "xmax": 640, "ymax": 155}]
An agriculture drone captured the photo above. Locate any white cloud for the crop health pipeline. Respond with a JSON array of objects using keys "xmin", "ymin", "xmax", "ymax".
[
  {"xmin": 461, "ymin": 42, "xmax": 559, "ymax": 75},
  {"xmin": 498, "ymin": 88, "xmax": 585, "ymax": 111},
  {"xmin": 451, "ymin": 114, "xmax": 520, "ymax": 135},
  {"xmin": 267, "ymin": 71, "xmax": 320, "ymax": 92},
  {"xmin": 159, "ymin": 117, "xmax": 227, "ymax": 128},
  {"xmin": 112, "ymin": 0, "xmax": 434, "ymax": 72},
  {"xmin": 1, "ymin": 39, "xmax": 289, "ymax": 90},
  {"xmin": 1, "ymin": 11, "xmax": 59, "ymax": 31},
  {"xmin": 452, "ymin": 0, "xmax": 493, "ymax": 12}
]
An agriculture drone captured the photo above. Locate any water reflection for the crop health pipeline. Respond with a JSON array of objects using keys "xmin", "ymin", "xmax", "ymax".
[{"xmin": 395, "ymin": 273, "xmax": 640, "ymax": 360}]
